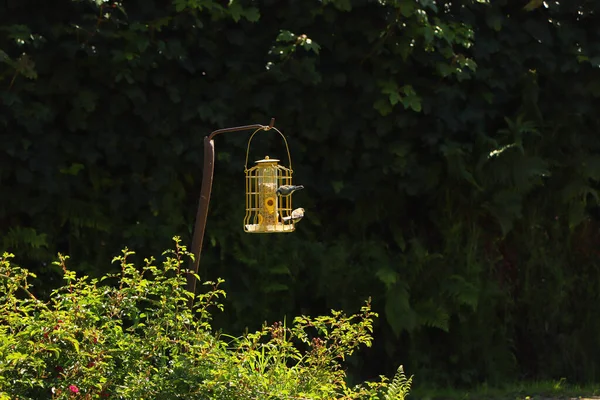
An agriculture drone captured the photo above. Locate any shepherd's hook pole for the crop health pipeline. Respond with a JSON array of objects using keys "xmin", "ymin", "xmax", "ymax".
[{"xmin": 187, "ymin": 119, "xmax": 276, "ymax": 301}]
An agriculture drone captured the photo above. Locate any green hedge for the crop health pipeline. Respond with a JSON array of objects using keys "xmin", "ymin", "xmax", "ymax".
[
  {"xmin": 2, "ymin": 0, "xmax": 600, "ymax": 386},
  {"xmin": 0, "ymin": 239, "xmax": 412, "ymax": 399}
]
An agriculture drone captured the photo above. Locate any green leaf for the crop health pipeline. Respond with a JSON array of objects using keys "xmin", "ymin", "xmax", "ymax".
[
  {"xmin": 374, "ymin": 99, "xmax": 392, "ymax": 116},
  {"xmin": 64, "ymin": 337, "xmax": 80, "ymax": 353},
  {"xmin": 0, "ymin": 50, "xmax": 10, "ymax": 63},
  {"xmin": 174, "ymin": 0, "xmax": 187, "ymax": 12},
  {"xmin": 332, "ymin": 180, "xmax": 344, "ymax": 193},
  {"xmin": 263, "ymin": 283, "xmax": 289, "ymax": 293},
  {"xmin": 389, "ymin": 92, "xmax": 402, "ymax": 106},
  {"xmin": 243, "ymin": 7, "xmax": 260, "ymax": 22},
  {"xmin": 276, "ymin": 30, "xmax": 296, "ymax": 43},
  {"xmin": 384, "ymin": 284, "xmax": 416, "ymax": 336},
  {"xmin": 391, "ymin": 229, "xmax": 406, "ymax": 251},
  {"xmin": 376, "ymin": 267, "xmax": 399, "ymax": 289},
  {"xmin": 483, "ymin": 190, "xmax": 523, "ymax": 236},
  {"xmin": 567, "ymin": 201, "xmax": 586, "ymax": 230},
  {"xmin": 445, "ymin": 275, "xmax": 479, "ymax": 310},
  {"xmin": 228, "ymin": 0, "xmax": 243, "ymax": 22},
  {"xmin": 414, "ymin": 300, "xmax": 449, "ymax": 332},
  {"xmin": 5, "ymin": 352, "xmax": 27, "ymax": 362},
  {"xmin": 268, "ymin": 264, "xmax": 291, "ymax": 275},
  {"xmin": 59, "ymin": 163, "xmax": 85, "ymax": 176},
  {"xmin": 399, "ymin": 2, "xmax": 415, "ymax": 17},
  {"xmin": 301, "ymin": 38, "xmax": 321, "ymax": 54}
]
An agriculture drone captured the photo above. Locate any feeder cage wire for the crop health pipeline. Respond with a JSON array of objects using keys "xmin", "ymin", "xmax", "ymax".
[{"xmin": 244, "ymin": 127, "xmax": 294, "ymax": 233}]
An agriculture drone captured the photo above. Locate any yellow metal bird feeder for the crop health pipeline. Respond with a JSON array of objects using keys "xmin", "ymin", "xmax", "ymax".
[{"xmin": 244, "ymin": 128, "xmax": 294, "ymax": 233}]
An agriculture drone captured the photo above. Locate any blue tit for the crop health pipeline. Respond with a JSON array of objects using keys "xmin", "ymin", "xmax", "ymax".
[
  {"xmin": 282, "ymin": 207, "xmax": 305, "ymax": 223},
  {"xmin": 276, "ymin": 184, "xmax": 304, "ymax": 196}
]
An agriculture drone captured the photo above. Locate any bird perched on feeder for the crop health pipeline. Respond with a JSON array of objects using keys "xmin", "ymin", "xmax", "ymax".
[
  {"xmin": 282, "ymin": 207, "xmax": 305, "ymax": 223},
  {"xmin": 276, "ymin": 184, "xmax": 304, "ymax": 196}
]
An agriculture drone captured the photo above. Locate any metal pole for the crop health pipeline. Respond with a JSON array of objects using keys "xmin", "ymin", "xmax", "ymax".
[{"xmin": 186, "ymin": 119, "xmax": 276, "ymax": 300}]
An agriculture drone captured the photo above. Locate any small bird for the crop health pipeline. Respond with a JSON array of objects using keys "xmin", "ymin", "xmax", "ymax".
[
  {"xmin": 276, "ymin": 184, "xmax": 304, "ymax": 196},
  {"xmin": 282, "ymin": 207, "xmax": 305, "ymax": 223}
]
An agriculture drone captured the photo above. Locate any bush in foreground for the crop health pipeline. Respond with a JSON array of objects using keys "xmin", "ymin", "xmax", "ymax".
[{"xmin": 0, "ymin": 238, "xmax": 411, "ymax": 399}]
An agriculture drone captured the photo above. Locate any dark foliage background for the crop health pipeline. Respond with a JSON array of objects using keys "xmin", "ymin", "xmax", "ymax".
[{"xmin": 2, "ymin": 0, "xmax": 600, "ymax": 387}]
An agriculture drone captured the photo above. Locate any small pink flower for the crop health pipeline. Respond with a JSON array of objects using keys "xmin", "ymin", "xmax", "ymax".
[{"xmin": 69, "ymin": 384, "xmax": 79, "ymax": 394}]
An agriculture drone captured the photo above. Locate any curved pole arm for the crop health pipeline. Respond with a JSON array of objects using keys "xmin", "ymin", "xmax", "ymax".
[
  {"xmin": 186, "ymin": 118, "xmax": 276, "ymax": 299},
  {"xmin": 207, "ymin": 118, "xmax": 275, "ymax": 141}
]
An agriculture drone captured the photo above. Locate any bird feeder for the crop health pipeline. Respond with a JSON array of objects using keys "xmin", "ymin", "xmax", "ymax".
[{"xmin": 244, "ymin": 128, "xmax": 295, "ymax": 233}]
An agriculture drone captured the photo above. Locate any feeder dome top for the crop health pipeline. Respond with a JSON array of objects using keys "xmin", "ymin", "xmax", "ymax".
[{"xmin": 255, "ymin": 155, "xmax": 279, "ymax": 164}]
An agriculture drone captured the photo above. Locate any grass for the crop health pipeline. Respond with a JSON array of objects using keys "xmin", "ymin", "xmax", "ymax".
[{"xmin": 411, "ymin": 380, "xmax": 600, "ymax": 400}]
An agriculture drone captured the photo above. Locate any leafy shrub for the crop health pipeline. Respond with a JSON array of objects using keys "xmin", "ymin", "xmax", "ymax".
[{"xmin": 0, "ymin": 238, "xmax": 411, "ymax": 399}]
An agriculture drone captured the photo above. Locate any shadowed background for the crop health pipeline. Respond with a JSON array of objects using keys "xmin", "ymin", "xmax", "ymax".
[{"xmin": 2, "ymin": 0, "xmax": 600, "ymax": 388}]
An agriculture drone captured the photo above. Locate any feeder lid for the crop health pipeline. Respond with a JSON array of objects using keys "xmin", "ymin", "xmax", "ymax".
[{"xmin": 255, "ymin": 155, "xmax": 280, "ymax": 164}]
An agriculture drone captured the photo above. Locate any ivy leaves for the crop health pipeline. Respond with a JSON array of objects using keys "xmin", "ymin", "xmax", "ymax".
[{"xmin": 376, "ymin": 82, "xmax": 422, "ymax": 115}]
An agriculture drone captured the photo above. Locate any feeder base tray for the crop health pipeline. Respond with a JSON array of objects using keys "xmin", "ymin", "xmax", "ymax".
[{"xmin": 245, "ymin": 224, "xmax": 295, "ymax": 233}]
